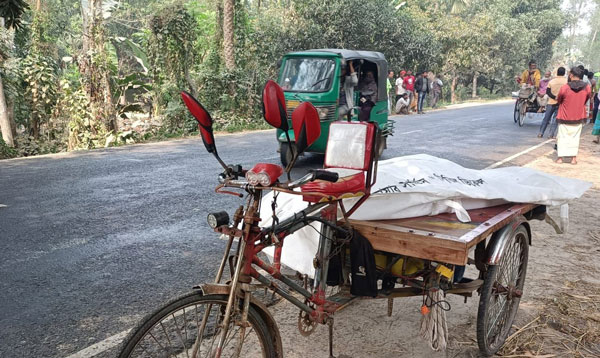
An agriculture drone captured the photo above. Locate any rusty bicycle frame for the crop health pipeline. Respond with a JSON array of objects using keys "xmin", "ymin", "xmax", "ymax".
[
  {"xmin": 171, "ymin": 84, "xmax": 541, "ymax": 358},
  {"xmin": 193, "ymin": 172, "xmax": 496, "ymax": 358}
]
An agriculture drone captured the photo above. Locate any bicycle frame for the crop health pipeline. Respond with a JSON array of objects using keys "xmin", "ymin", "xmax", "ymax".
[{"xmin": 200, "ymin": 185, "xmax": 349, "ymax": 357}]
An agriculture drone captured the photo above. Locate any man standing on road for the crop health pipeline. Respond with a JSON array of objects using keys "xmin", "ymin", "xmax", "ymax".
[
  {"xmin": 387, "ymin": 71, "xmax": 395, "ymax": 114},
  {"xmin": 395, "ymin": 70, "xmax": 407, "ymax": 105},
  {"xmin": 403, "ymin": 70, "xmax": 416, "ymax": 112},
  {"xmin": 415, "ymin": 71, "xmax": 429, "ymax": 114},
  {"xmin": 555, "ymin": 66, "xmax": 590, "ymax": 165},
  {"xmin": 430, "ymin": 74, "xmax": 443, "ymax": 109},
  {"xmin": 539, "ymin": 67, "xmax": 567, "ymax": 138}
]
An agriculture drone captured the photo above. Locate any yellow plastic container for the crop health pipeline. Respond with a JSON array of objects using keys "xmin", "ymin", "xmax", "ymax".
[{"xmin": 374, "ymin": 253, "xmax": 425, "ymax": 276}]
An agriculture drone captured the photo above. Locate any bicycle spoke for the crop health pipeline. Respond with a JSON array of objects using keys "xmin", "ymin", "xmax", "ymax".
[
  {"xmin": 182, "ymin": 308, "xmax": 190, "ymax": 352},
  {"xmin": 171, "ymin": 313, "xmax": 190, "ymax": 358},
  {"xmin": 160, "ymin": 321, "xmax": 175, "ymax": 350},
  {"xmin": 139, "ymin": 342, "xmax": 159, "ymax": 358},
  {"xmin": 148, "ymin": 331, "xmax": 174, "ymax": 357},
  {"xmin": 487, "ymin": 297, "xmax": 508, "ymax": 339}
]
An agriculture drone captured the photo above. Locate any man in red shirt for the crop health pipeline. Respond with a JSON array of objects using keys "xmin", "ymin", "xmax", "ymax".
[
  {"xmin": 555, "ymin": 66, "xmax": 591, "ymax": 164},
  {"xmin": 403, "ymin": 70, "xmax": 416, "ymax": 112}
]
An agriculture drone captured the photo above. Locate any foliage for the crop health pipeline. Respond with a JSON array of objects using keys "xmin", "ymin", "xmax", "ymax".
[
  {"xmin": 0, "ymin": 137, "xmax": 17, "ymax": 159},
  {"xmin": 0, "ymin": 0, "xmax": 29, "ymax": 30},
  {"xmin": 21, "ymin": 53, "xmax": 57, "ymax": 134},
  {"xmin": 52, "ymin": 77, "xmax": 107, "ymax": 151},
  {"xmin": 0, "ymin": 0, "xmax": 570, "ymax": 159},
  {"xmin": 148, "ymin": 4, "xmax": 197, "ymax": 92}
]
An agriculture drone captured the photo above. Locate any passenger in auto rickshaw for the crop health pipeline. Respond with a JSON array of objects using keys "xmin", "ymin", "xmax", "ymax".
[
  {"xmin": 358, "ymin": 70, "xmax": 378, "ymax": 121},
  {"xmin": 338, "ymin": 60, "xmax": 358, "ymax": 120}
]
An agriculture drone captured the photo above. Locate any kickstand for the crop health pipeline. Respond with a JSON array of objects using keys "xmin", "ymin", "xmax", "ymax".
[{"xmin": 328, "ymin": 318, "xmax": 335, "ymax": 358}]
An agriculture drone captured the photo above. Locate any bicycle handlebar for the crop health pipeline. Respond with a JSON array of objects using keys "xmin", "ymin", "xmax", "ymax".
[{"xmin": 217, "ymin": 169, "xmax": 338, "ymax": 192}]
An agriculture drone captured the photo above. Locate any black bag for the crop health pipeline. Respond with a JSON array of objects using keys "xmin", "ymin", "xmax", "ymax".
[
  {"xmin": 326, "ymin": 246, "xmax": 343, "ymax": 286},
  {"xmin": 350, "ymin": 230, "xmax": 378, "ymax": 297}
]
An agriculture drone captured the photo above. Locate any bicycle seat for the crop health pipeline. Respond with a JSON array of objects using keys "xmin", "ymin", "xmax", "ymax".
[{"xmin": 301, "ymin": 121, "xmax": 377, "ymax": 203}]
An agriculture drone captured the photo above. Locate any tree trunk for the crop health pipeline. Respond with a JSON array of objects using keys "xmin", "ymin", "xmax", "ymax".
[
  {"xmin": 80, "ymin": 0, "xmax": 117, "ymax": 134},
  {"xmin": 223, "ymin": 0, "xmax": 235, "ymax": 70},
  {"xmin": 472, "ymin": 72, "xmax": 477, "ymax": 99},
  {"xmin": 450, "ymin": 74, "xmax": 458, "ymax": 104},
  {"xmin": 0, "ymin": 74, "xmax": 14, "ymax": 146},
  {"xmin": 7, "ymin": 96, "xmax": 16, "ymax": 138},
  {"xmin": 0, "ymin": 16, "xmax": 14, "ymax": 147}
]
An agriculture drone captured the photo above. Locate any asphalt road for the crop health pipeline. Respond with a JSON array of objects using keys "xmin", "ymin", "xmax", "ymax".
[{"xmin": 0, "ymin": 101, "xmax": 555, "ymax": 358}]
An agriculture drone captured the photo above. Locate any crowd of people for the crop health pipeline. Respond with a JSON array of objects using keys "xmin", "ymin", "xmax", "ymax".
[
  {"xmin": 386, "ymin": 70, "xmax": 443, "ymax": 115},
  {"xmin": 518, "ymin": 60, "xmax": 600, "ymax": 165}
]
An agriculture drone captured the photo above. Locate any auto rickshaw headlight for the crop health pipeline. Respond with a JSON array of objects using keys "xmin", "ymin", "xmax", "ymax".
[{"xmin": 317, "ymin": 107, "xmax": 329, "ymax": 120}]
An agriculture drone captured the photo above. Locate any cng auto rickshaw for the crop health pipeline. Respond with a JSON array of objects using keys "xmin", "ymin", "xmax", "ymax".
[{"xmin": 276, "ymin": 49, "xmax": 395, "ymax": 166}]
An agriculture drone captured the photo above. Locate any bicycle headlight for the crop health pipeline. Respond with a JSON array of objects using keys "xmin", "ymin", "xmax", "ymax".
[
  {"xmin": 245, "ymin": 163, "xmax": 284, "ymax": 187},
  {"xmin": 207, "ymin": 211, "xmax": 230, "ymax": 229}
]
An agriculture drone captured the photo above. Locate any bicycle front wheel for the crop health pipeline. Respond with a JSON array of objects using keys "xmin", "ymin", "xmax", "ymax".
[{"xmin": 119, "ymin": 291, "xmax": 276, "ymax": 358}]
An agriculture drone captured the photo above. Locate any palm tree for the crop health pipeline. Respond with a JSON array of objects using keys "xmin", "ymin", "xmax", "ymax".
[{"xmin": 0, "ymin": 0, "xmax": 29, "ymax": 29}]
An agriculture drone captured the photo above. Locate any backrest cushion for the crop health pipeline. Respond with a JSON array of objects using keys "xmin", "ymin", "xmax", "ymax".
[{"xmin": 324, "ymin": 121, "xmax": 375, "ymax": 171}]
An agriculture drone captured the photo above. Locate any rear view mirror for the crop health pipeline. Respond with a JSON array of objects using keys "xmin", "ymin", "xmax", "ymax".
[
  {"xmin": 181, "ymin": 91, "xmax": 216, "ymax": 154},
  {"xmin": 181, "ymin": 91, "xmax": 228, "ymax": 171},
  {"xmin": 292, "ymin": 102, "xmax": 320, "ymax": 155},
  {"xmin": 262, "ymin": 80, "xmax": 289, "ymax": 132}
]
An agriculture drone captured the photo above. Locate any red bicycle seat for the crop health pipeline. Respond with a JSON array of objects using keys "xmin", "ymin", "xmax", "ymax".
[{"xmin": 301, "ymin": 171, "xmax": 365, "ymax": 203}]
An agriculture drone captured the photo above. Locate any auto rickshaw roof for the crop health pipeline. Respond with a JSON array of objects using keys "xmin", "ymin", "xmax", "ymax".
[{"xmin": 287, "ymin": 49, "xmax": 386, "ymax": 65}]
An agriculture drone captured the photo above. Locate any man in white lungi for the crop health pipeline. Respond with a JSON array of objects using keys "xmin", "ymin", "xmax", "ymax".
[{"xmin": 555, "ymin": 66, "xmax": 591, "ymax": 165}]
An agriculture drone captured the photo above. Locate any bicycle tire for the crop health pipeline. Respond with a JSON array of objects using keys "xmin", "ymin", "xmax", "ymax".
[
  {"xmin": 518, "ymin": 102, "xmax": 527, "ymax": 127},
  {"xmin": 476, "ymin": 225, "xmax": 529, "ymax": 356},
  {"xmin": 118, "ymin": 291, "xmax": 277, "ymax": 358},
  {"xmin": 513, "ymin": 100, "xmax": 520, "ymax": 123}
]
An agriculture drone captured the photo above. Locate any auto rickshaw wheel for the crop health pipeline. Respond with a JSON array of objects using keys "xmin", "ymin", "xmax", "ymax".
[
  {"xmin": 280, "ymin": 142, "xmax": 294, "ymax": 167},
  {"xmin": 476, "ymin": 225, "xmax": 529, "ymax": 356}
]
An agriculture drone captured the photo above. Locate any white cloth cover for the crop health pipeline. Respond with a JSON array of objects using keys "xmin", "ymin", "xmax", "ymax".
[{"xmin": 262, "ymin": 154, "xmax": 591, "ymax": 276}]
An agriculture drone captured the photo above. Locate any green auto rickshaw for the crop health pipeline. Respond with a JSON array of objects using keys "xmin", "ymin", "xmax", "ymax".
[{"xmin": 276, "ymin": 49, "xmax": 395, "ymax": 166}]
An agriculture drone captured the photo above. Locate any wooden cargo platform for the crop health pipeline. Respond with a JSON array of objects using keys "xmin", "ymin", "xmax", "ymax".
[{"xmin": 350, "ymin": 203, "xmax": 537, "ymax": 265}]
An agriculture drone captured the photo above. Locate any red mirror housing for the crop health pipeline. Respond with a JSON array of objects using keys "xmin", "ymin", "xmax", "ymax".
[
  {"xmin": 262, "ymin": 80, "xmax": 289, "ymax": 131},
  {"xmin": 292, "ymin": 102, "xmax": 321, "ymax": 155},
  {"xmin": 181, "ymin": 91, "xmax": 216, "ymax": 153}
]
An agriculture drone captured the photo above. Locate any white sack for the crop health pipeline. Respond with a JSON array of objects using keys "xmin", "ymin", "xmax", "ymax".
[{"xmin": 262, "ymin": 154, "xmax": 592, "ymax": 276}]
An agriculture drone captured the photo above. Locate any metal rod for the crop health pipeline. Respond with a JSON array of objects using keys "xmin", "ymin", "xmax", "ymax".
[
  {"xmin": 314, "ymin": 222, "xmax": 333, "ymax": 292},
  {"xmin": 253, "ymin": 273, "xmax": 314, "ymax": 314},
  {"xmin": 214, "ymin": 237, "xmax": 248, "ymax": 357},
  {"xmin": 277, "ymin": 273, "xmax": 313, "ymax": 300},
  {"xmin": 215, "ymin": 205, "xmax": 244, "ymax": 284},
  {"xmin": 233, "ymin": 291, "xmax": 251, "ymax": 357}
]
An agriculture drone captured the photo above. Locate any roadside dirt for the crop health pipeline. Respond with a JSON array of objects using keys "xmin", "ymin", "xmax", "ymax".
[{"xmin": 269, "ymin": 128, "xmax": 600, "ymax": 357}]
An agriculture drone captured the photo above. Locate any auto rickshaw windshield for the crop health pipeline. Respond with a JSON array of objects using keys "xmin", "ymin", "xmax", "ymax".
[{"xmin": 279, "ymin": 57, "xmax": 336, "ymax": 93}]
